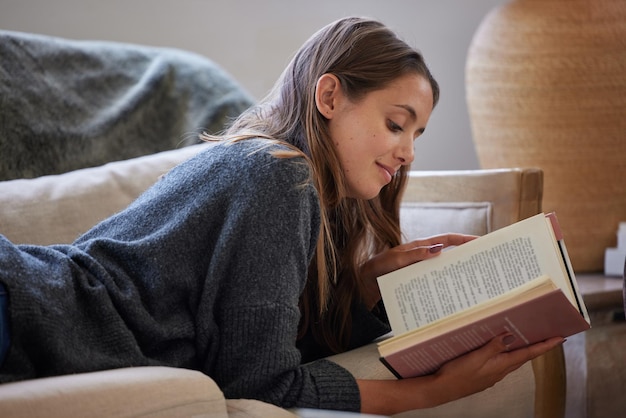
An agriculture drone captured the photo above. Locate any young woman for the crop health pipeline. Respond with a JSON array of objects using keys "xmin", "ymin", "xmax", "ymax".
[{"xmin": 0, "ymin": 16, "xmax": 563, "ymax": 415}]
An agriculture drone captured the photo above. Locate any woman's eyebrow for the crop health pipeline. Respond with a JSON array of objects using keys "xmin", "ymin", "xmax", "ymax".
[{"xmin": 393, "ymin": 104, "xmax": 417, "ymax": 121}]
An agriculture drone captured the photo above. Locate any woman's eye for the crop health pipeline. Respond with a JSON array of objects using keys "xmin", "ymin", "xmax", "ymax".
[{"xmin": 388, "ymin": 120, "xmax": 403, "ymax": 132}]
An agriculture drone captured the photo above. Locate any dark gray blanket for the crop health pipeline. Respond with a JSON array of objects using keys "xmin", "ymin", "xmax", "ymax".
[{"xmin": 0, "ymin": 30, "xmax": 255, "ymax": 180}]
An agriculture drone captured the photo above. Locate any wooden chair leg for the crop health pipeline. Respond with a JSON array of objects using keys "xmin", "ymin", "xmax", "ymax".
[{"xmin": 532, "ymin": 345, "xmax": 566, "ymax": 418}]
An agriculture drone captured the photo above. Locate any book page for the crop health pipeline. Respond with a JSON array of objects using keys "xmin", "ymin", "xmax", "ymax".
[{"xmin": 378, "ymin": 213, "xmax": 573, "ymax": 334}]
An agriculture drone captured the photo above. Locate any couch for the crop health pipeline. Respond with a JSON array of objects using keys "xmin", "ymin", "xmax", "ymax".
[
  {"xmin": 0, "ymin": 30, "xmax": 566, "ymax": 417},
  {"xmin": 0, "ymin": 147, "xmax": 564, "ymax": 417}
]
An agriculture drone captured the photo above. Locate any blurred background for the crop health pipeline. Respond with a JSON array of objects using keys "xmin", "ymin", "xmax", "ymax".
[{"xmin": 0, "ymin": 0, "xmax": 503, "ymax": 170}]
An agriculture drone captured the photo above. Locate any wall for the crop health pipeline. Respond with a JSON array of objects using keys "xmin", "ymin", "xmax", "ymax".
[{"xmin": 0, "ymin": 0, "xmax": 504, "ymax": 170}]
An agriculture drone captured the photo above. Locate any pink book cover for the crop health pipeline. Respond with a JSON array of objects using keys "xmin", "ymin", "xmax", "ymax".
[
  {"xmin": 546, "ymin": 212, "xmax": 563, "ymax": 240},
  {"xmin": 380, "ymin": 288, "xmax": 590, "ymax": 379}
]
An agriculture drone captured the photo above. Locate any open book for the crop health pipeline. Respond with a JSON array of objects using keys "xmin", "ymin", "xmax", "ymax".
[{"xmin": 376, "ymin": 212, "xmax": 591, "ymax": 379}]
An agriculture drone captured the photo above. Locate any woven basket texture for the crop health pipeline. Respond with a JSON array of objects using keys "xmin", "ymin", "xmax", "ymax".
[{"xmin": 466, "ymin": 0, "xmax": 626, "ymax": 272}]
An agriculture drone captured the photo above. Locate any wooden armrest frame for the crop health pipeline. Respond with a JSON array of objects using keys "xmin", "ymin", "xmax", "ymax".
[{"xmin": 404, "ymin": 167, "xmax": 565, "ymax": 418}]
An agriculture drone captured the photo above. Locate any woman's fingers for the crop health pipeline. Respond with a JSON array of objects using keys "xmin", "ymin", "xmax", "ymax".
[
  {"xmin": 361, "ymin": 233, "xmax": 480, "ymax": 308},
  {"xmin": 472, "ymin": 334, "xmax": 566, "ymax": 379},
  {"xmin": 394, "ymin": 233, "xmax": 477, "ymax": 266},
  {"xmin": 435, "ymin": 334, "xmax": 566, "ymax": 402},
  {"xmin": 500, "ymin": 336, "xmax": 566, "ymax": 367},
  {"xmin": 403, "ymin": 233, "xmax": 478, "ymax": 251},
  {"xmin": 367, "ymin": 233, "xmax": 478, "ymax": 282}
]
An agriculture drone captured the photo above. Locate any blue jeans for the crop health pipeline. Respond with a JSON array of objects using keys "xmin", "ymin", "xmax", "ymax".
[{"xmin": 0, "ymin": 282, "xmax": 8, "ymax": 366}]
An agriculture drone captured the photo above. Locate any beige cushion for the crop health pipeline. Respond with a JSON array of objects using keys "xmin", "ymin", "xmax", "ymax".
[
  {"xmin": 0, "ymin": 366, "xmax": 228, "ymax": 418},
  {"xmin": 393, "ymin": 364, "xmax": 534, "ymax": 418},
  {"xmin": 0, "ymin": 143, "xmax": 211, "ymax": 245},
  {"xmin": 404, "ymin": 169, "xmax": 543, "ymax": 231},
  {"xmin": 327, "ymin": 341, "xmax": 534, "ymax": 418},
  {"xmin": 400, "ymin": 202, "xmax": 492, "ymax": 240},
  {"xmin": 227, "ymin": 399, "xmax": 298, "ymax": 418}
]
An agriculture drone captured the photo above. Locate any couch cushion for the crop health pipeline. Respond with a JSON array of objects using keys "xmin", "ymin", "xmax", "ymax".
[
  {"xmin": 0, "ymin": 366, "xmax": 228, "ymax": 418},
  {"xmin": 0, "ymin": 143, "xmax": 211, "ymax": 245},
  {"xmin": 327, "ymin": 340, "xmax": 534, "ymax": 418},
  {"xmin": 400, "ymin": 202, "xmax": 492, "ymax": 241},
  {"xmin": 227, "ymin": 399, "xmax": 297, "ymax": 418}
]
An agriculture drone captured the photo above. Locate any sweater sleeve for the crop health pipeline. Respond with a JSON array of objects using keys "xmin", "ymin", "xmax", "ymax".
[{"xmin": 186, "ymin": 142, "xmax": 362, "ymax": 411}]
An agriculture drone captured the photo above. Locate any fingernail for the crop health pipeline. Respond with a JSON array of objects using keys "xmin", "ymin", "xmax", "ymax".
[
  {"xmin": 502, "ymin": 335, "xmax": 516, "ymax": 346},
  {"xmin": 429, "ymin": 244, "xmax": 444, "ymax": 253}
]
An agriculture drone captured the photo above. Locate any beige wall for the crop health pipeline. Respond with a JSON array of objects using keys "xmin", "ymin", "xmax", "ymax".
[{"xmin": 0, "ymin": 0, "xmax": 504, "ymax": 170}]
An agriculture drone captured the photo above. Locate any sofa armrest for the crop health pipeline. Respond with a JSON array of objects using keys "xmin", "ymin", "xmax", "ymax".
[
  {"xmin": 0, "ymin": 366, "xmax": 228, "ymax": 418},
  {"xmin": 382, "ymin": 167, "xmax": 564, "ymax": 418},
  {"xmin": 403, "ymin": 168, "xmax": 543, "ymax": 231}
]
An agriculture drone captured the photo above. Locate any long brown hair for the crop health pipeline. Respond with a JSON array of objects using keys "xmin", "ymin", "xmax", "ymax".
[{"xmin": 214, "ymin": 17, "xmax": 439, "ymax": 353}]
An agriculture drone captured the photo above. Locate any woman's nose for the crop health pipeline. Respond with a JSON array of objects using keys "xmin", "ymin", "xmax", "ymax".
[{"xmin": 397, "ymin": 136, "xmax": 415, "ymax": 165}]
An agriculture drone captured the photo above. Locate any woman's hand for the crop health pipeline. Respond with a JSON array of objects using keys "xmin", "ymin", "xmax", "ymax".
[
  {"xmin": 429, "ymin": 334, "xmax": 565, "ymax": 405},
  {"xmin": 357, "ymin": 334, "xmax": 565, "ymax": 415},
  {"xmin": 360, "ymin": 233, "xmax": 477, "ymax": 309}
]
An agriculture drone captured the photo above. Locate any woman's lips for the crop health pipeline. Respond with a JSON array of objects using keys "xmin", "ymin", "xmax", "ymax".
[{"xmin": 377, "ymin": 163, "xmax": 395, "ymax": 183}]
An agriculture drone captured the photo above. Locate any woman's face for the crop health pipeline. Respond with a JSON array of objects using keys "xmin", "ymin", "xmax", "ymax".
[{"xmin": 323, "ymin": 73, "xmax": 434, "ymax": 200}]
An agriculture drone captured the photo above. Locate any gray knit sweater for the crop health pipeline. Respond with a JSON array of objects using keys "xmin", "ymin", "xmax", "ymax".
[{"xmin": 0, "ymin": 139, "xmax": 363, "ymax": 411}]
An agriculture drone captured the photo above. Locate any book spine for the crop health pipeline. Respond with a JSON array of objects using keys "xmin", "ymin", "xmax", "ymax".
[{"xmin": 379, "ymin": 356, "xmax": 404, "ymax": 380}]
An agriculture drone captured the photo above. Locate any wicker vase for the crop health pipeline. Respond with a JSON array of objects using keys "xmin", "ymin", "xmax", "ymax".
[{"xmin": 466, "ymin": 0, "xmax": 626, "ymax": 272}]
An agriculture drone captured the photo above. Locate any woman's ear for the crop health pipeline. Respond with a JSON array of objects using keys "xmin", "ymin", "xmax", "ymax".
[{"xmin": 315, "ymin": 73, "xmax": 341, "ymax": 119}]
